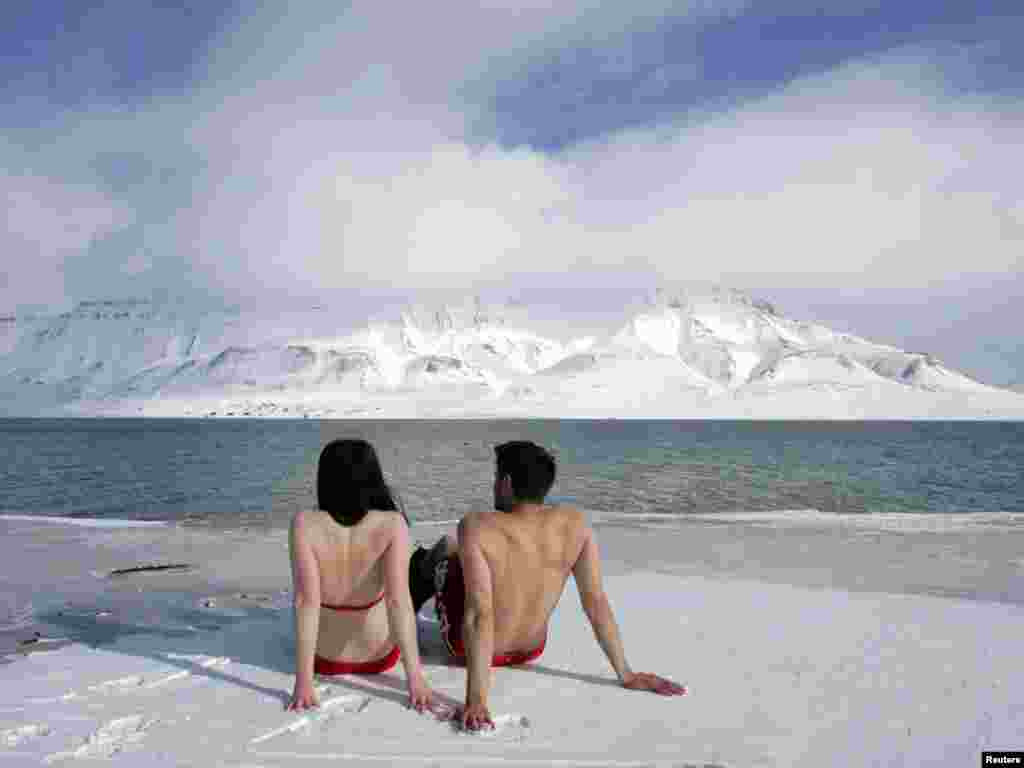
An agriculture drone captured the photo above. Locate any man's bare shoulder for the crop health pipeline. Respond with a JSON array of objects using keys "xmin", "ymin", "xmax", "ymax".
[
  {"xmin": 457, "ymin": 510, "xmax": 501, "ymax": 543},
  {"xmin": 459, "ymin": 509, "xmax": 499, "ymax": 529},
  {"xmin": 460, "ymin": 506, "xmax": 586, "ymax": 543},
  {"xmin": 546, "ymin": 503, "xmax": 587, "ymax": 529}
]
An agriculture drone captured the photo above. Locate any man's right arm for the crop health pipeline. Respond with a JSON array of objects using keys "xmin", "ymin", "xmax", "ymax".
[
  {"xmin": 458, "ymin": 514, "xmax": 497, "ymax": 730},
  {"xmin": 572, "ymin": 524, "xmax": 687, "ymax": 696}
]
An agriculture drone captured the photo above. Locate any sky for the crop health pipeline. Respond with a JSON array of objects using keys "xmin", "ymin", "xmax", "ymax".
[{"xmin": 2, "ymin": 1, "xmax": 1022, "ymax": 386}]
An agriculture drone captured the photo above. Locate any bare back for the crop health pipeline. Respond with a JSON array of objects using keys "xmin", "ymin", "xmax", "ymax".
[
  {"xmin": 468, "ymin": 504, "xmax": 587, "ymax": 653},
  {"xmin": 292, "ymin": 508, "xmax": 398, "ymax": 661}
]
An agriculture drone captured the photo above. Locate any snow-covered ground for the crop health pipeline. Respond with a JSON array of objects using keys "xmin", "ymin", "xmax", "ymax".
[
  {"xmin": 2, "ymin": 515, "xmax": 1022, "ymax": 767},
  {"xmin": 2, "ymin": 287, "xmax": 1022, "ymax": 419}
]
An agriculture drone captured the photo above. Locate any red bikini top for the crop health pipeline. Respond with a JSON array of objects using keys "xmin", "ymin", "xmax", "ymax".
[{"xmin": 321, "ymin": 592, "xmax": 385, "ymax": 612}]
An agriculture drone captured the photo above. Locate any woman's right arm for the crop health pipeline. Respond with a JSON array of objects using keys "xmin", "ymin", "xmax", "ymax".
[
  {"xmin": 288, "ymin": 511, "xmax": 321, "ymax": 710},
  {"xmin": 382, "ymin": 516, "xmax": 433, "ymax": 712}
]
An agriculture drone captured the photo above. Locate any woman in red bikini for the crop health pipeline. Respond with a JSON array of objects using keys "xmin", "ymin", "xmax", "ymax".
[{"xmin": 288, "ymin": 439, "xmax": 433, "ymax": 713}]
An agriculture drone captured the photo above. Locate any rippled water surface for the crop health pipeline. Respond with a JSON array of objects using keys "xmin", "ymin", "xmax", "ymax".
[{"xmin": 2, "ymin": 419, "xmax": 1022, "ymax": 528}]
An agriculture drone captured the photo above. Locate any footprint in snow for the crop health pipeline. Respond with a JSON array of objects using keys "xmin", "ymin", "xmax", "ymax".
[
  {"xmin": 44, "ymin": 714, "xmax": 157, "ymax": 763},
  {"xmin": 2, "ymin": 723, "xmax": 52, "ymax": 747},
  {"xmin": 250, "ymin": 695, "xmax": 372, "ymax": 745},
  {"xmin": 450, "ymin": 713, "xmax": 532, "ymax": 742},
  {"xmin": 87, "ymin": 675, "xmax": 145, "ymax": 693}
]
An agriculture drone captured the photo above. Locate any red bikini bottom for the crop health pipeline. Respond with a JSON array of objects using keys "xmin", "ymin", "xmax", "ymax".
[{"xmin": 313, "ymin": 645, "xmax": 400, "ymax": 675}]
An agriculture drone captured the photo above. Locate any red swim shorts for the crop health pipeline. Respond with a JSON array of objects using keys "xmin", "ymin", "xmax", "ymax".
[{"xmin": 434, "ymin": 557, "xmax": 546, "ymax": 667}]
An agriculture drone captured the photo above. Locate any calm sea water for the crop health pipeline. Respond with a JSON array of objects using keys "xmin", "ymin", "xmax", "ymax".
[{"xmin": 1, "ymin": 419, "xmax": 1022, "ymax": 528}]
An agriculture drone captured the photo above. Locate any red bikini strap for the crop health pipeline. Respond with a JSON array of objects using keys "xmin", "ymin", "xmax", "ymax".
[{"xmin": 321, "ymin": 591, "xmax": 385, "ymax": 611}]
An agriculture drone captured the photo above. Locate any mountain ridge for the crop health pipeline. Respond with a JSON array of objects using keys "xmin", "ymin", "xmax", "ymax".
[{"xmin": 2, "ymin": 288, "xmax": 1021, "ymax": 419}]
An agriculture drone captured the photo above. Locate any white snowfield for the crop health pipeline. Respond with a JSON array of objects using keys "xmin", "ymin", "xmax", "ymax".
[
  {"xmin": 2, "ymin": 286, "xmax": 1022, "ymax": 419},
  {"xmin": 2, "ymin": 516, "xmax": 1022, "ymax": 768}
]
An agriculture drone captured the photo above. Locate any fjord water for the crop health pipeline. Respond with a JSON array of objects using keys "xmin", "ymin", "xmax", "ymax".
[{"xmin": 2, "ymin": 419, "xmax": 1021, "ymax": 527}]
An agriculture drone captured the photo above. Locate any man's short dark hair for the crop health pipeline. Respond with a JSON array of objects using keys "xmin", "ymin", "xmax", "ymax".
[{"xmin": 494, "ymin": 441, "xmax": 556, "ymax": 502}]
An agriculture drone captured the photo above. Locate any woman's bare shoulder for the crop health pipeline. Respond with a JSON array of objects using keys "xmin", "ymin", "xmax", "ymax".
[
  {"xmin": 364, "ymin": 508, "xmax": 407, "ymax": 532},
  {"xmin": 291, "ymin": 509, "xmax": 331, "ymax": 537}
]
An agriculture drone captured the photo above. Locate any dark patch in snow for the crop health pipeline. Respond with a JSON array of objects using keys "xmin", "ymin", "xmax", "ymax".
[
  {"xmin": 424, "ymin": 356, "xmax": 463, "ymax": 373},
  {"xmin": 109, "ymin": 563, "xmax": 193, "ymax": 577},
  {"xmin": 208, "ymin": 347, "xmax": 257, "ymax": 368},
  {"xmin": 282, "ymin": 345, "xmax": 316, "ymax": 373}
]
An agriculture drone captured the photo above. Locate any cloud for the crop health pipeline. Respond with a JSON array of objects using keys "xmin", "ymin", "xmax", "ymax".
[
  {"xmin": 177, "ymin": 38, "xmax": 1022, "ymax": 304},
  {"xmin": 566, "ymin": 48, "xmax": 1023, "ymax": 290},
  {"xmin": 2, "ymin": 3, "xmax": 1021, "ymax": 315},
  {"xmin": 1, "ymin": 172, "xmax": 132, "ymax": 310},
  {"xmin": 164, "ymin": 0, "xmax": 755, "ymax": 301}
]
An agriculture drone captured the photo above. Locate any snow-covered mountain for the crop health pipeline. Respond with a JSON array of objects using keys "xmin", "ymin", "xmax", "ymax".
[{"xmin": 2, "ymin": 289, "xmax": 1022, "ymax": 419}]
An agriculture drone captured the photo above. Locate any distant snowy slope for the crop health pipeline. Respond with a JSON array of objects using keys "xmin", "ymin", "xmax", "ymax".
[{"xmin": 1, "ymin": 288, "xmax": 1022, "ymax": 419}]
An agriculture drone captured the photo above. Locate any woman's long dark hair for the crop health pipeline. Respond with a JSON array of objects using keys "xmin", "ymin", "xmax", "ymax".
[{"xmin": 316, "ymin": 439, "xmax": 409, "ymax": 526}]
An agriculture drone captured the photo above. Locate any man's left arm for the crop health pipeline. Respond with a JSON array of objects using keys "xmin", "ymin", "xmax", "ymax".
[{"xmin": 458, "ymin": 515, "xmax": 496, "ymax": 731}]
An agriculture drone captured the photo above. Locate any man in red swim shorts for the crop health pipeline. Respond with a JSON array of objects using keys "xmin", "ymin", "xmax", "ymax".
[{"xmin": 410, "ymin": 441, "xmax": 685, "ymax": 732}]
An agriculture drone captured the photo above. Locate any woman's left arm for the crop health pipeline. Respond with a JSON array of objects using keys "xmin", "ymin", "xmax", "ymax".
[
  {"xmin": 382, "ymin": 516, "xmax": 433, "ymax": 712},
  {"xmin": 288, "ymin": 511, "xmax": 321, "ymax": 710}
]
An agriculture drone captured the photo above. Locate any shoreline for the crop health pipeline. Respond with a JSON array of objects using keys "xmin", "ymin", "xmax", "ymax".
[
  {"xmin": 3, "ymin": 510, "xmax": 1024, "ymax": 664},
  {"xmin": 8, "ymin": 408, "xmax": 1024, "ymax": 421}
]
